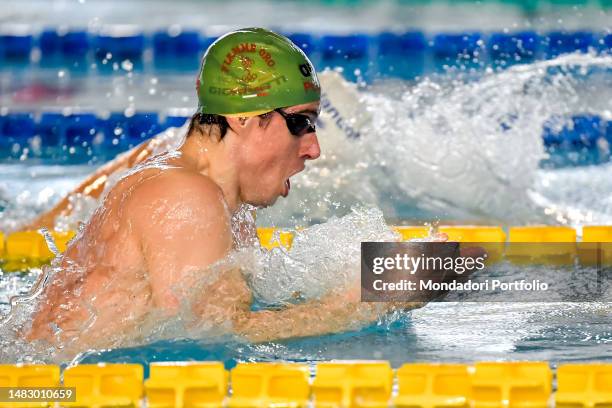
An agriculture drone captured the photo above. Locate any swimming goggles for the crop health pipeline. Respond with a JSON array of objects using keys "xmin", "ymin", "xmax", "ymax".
[{"xmin": 274, "ymin": 108, "xmax": 316, "ymax": 137}]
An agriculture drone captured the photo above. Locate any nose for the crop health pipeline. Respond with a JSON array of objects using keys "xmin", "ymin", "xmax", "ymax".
[{"xmin": 300, "ymin": 132, "xmax": 320, "ymax": 160}]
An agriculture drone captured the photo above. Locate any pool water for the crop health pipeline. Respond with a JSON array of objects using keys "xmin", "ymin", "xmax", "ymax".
[
  {"xmin": 1, "ymin": 60, "xmax": 611, "ymax": 365},
  {"xmin": 86, "ymin": 302, "xmax": 608, "ymax": 367},
  {"xmin": 1, "ymin": 265, "xmax": 610, "ymax": 367}
]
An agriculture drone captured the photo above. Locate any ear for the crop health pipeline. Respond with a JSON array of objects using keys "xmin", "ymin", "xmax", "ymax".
[{"xmin": 226, "ymin": 116, "xmax": 250, "ymax": 133}]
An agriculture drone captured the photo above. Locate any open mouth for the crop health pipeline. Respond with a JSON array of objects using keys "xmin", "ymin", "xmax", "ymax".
[
  {"xmin": 282, "ymin": 165, "xmax": 304, "ymax": 198},
  {"xmin": 282, "ymin": 178, "xmax": 291, "ymax": 197}
]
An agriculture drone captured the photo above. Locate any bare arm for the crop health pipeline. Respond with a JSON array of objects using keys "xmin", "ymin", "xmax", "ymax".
[
  {"xmin": 223, "ymin": 263, "xmax": 422, "ymax": 342},
  {"xmin": 232, "ymin": 291, "xmax": 421, "ymax": 343},
  {"xmin": 23, "ymin": 140, "xmax": 154, "ymax": 230},
  {"xmin": 131, "ymin": 169, "xmax": 234, "ymax": 311}
]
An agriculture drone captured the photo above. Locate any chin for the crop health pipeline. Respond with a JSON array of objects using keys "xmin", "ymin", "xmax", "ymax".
[
  {"xmin": 246, "ymin": 195, "xmax": 278, "ymax": 208},
  {"xmin": 264, "ymin": 196, "xmax": 279, "ymax": 207}
]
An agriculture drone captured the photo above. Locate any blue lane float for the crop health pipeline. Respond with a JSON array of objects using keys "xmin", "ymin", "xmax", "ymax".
[
  {"xmin": 432, "ymin": 32, "xmax": 483, "ymax": 60},
  {"xmin": 0, "ymin": 113, "xmax": 36, "ymax": 145},
  {"xmin": 542, "ymin": 115, "xmax": 605, "ymax": 148},
  {"xmin": 40, "ymin": 30, "xmax": 89, "ymax": 58},
  {"xmin": 320, "ymin": 34, "xmax": 370, "ymax": 60},
  {"xmin": 152, "ymin": 29, "xmax": 211, "ymax": 71},
  {"xmin": 99, "ymin": 112, "xmax": 161, "ymax": 148},
  {"xmin": 152, "ymin": 30, "xmax": 200, "ymax": 58},
  {"xmin": 64, "ymin": 113, "xmax": 99, "ymax": 146},
  {"xmin": 377, "ymin": 31, "xmax": 427, "ymax": 55},
  {"xmin": 541, "ymin": 115, "xmax": 611, "ymax": 167},
  {"xmin": 164, "ymin": 115, "xmax": 190, "ymax": 129},
  {"xmin": 0, "ymin": 111, "xmax": 610, "ymax": 166},
  {"xmin": 376, "ymin": 31, "xmax": 427, "ymax": 79},
  {"xmin": 488, "ymin": 31, "xmax": 538, "ymax": 64},
  {"xmin": 39, "ymin": 113, "xmax": 67, "ymax": 146},
  {"xmin": 602, "ymin": 33, "xmax": 612, "ymax": 52},
  {"xmin": 319, "ymin": 34, "xmax": 370, "ymax": 81},
  {"xmin": 92, "ymin": 32, "xmax": 146, "ymax": 61},
  {"xmin": 544, "ymin": 31, "xmax": 595, "ymax": 58},
  {"xmin": 0, "ymin": 28, "xmax": 610, "ymax": 76},
  {"xmin": 287, "ymin": 33, "xmax": 316, "ymax": 53},
  {"xmin": 0, "ymin": 33, "xmax": 33, "ymax": 61}
]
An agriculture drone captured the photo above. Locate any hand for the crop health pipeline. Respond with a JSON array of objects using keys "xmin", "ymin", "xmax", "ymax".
[{"xmin": 430, "ymin": 232, "xmax": 448, "ymax": 242}]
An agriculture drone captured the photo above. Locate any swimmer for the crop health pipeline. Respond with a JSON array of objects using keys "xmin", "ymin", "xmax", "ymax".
[{"xmin": 24, "ymin": 28, "xmax": 423, "ymax": 352}]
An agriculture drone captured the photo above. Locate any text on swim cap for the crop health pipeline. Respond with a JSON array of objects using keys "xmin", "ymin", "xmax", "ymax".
[{"xmin": 221, "ymin": 43, "xmax": 276, "ymax": 73}]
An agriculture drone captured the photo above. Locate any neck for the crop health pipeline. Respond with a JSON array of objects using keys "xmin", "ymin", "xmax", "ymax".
[{"xmin": 177, "ymin": 130, "xmax": 242, "ymax": 213}]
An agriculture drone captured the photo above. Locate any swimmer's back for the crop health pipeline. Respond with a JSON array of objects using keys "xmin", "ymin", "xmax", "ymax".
[
  {"xmin": 70, "ymin": 161, "xmax": 234, "ymax": 307},
  {"xmin": 29, "ymin": 162, "xmax": 234, "ymax": 346}
]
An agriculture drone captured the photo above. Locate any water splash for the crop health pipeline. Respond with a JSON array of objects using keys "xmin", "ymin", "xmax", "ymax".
[
  {"xmin": 1, "ymin": 54, "xmax": 611, "ymax": 230},
  {"xmin": 0, "ymin": 206, "xmax": 401, "ymax": 363},
  {"xmin": 259, "ymin": 53, "xmax": 612, "ymax": 226},
  {"xmin": 244, "ymin": 206, "xmax": 397, "ymax": 304},
  {"xmin": 0, "ymin": 164, "xmax": 94, "ymax": 232}
]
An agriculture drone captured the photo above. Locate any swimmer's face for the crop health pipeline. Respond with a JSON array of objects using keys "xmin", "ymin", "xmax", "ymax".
[{"xmin": 230, "ymin": 101, "xmax": 321, "ymax": 207}]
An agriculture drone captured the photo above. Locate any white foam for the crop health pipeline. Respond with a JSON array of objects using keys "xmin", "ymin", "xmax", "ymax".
[
  {"xmin": 2, "ymin": 55, "xmax": 611, "ymax": 230},
  {"xmin": 259, "ymin": 53, "xmax": 612, "ymax": 226},
  {"xmin": 244, "ymin": 206, "xmax": 397, "ymax": 304}
]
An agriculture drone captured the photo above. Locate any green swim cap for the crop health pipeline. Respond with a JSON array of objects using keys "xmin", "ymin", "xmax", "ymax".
[{"xmin": 196, "ymin": 28, "xmax": 321, "ymax": 117}]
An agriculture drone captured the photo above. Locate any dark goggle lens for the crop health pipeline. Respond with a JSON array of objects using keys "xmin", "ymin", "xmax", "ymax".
[{"xmin": 285, "ymin": 114, "xmax": 316, "ymax": 137}]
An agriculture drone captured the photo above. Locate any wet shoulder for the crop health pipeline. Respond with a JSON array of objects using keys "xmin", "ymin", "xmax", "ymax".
[{"xmin": 122, "ymin": 167, "xmax": 230, "ymax": 218}]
